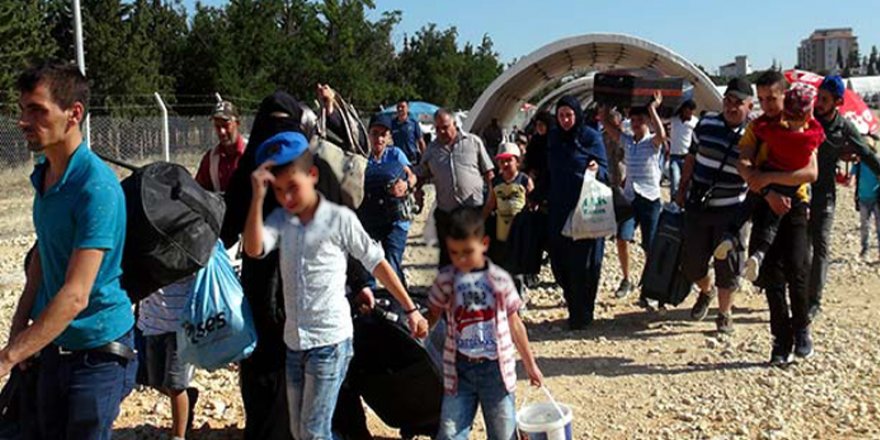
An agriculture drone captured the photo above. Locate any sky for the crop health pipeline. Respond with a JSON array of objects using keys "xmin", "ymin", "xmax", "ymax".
[{"xmin": 185, "ymin": 0, "xmax": 880, "ymax": 73}]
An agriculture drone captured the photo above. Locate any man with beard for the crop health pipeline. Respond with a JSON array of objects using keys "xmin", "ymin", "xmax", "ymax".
[
  {"xmin": 221, "ymin": 90, "xmax": 373, "ymax": 440},
  {"xmin": 195, "ymin": 101, "xmax": 248, "ymax": 192},
  {"xmin": 807, "ymin": 76, "xmax": 880, "ymax": 320}
]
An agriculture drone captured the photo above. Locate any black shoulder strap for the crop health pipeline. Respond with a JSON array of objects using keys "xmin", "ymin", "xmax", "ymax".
[
  {"xmin": 95, "ymin": 152, "xmax": 141, "ymax": 172},
  {"xmin": 705, "ymin": 122, "xmax": 746, "ymax": 188}
]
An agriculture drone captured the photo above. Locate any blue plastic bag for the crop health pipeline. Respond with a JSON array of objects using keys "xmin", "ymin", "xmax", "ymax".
[{"xmin": 177, "ymin": 241, "xmax": 257, "ymax": 370}]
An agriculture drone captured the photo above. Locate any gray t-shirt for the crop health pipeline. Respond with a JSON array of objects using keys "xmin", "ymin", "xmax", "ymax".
[{"xmin": 419, "ymin": 132, "xmax": 494, "ymax": 212}]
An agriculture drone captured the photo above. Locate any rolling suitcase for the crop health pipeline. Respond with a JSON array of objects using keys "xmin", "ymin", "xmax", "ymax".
[
  {"xmin": 348, "ymin": 291, "xmax": 442, "ymax": 438},
  {"xmin": 640, "ymin": 206, "xmax": 692, "ymax": 306}
]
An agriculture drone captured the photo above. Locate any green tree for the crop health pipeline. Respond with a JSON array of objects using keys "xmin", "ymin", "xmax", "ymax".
[
  {"xmin": 457, "ymin": 34, "xmax": 503, "ymax": 109},
  {"xmin": 398, "ymin": 24, "xmax": 465, "ymax": 108},
  {"xmin": 146, "ymin": 0, "xmax": 188, "ymax": 90},
  {"xmin": 0, "ymin": 0, "xmax": 57, "ymax": 108},
  {"xmin": 79, "ymin": 0, "xmax": 172, "ymax": 115},
  {"xmin": 314, "ymin": 0, "xmax": 402, "ymax": 108}
]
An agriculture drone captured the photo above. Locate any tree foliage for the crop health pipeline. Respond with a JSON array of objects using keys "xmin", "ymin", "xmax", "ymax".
[
  {"xmin": 0, "ymin": 0, "xmax": 57, "ymax": 105},
  {"xmin": 2, "ymin": 0, "xmax": 505, "ymax": 116}
]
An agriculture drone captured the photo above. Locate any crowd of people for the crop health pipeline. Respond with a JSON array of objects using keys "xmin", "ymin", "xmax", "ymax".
[{"xmin": 1, "ymin": 59, "xmax": 879, "ymax": 440}]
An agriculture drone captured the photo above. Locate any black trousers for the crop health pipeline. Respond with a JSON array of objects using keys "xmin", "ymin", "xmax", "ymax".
[
  {"xmin": 434, "ymin": 208, "xmax": 453, "ymax": 268},
  {"xmin": 548, "ymin": 234, "xmax": 604, "ymax": 327},
  {"xmin": 753, "ymin": 202, "xmax": 811, "ymax": 343},
  {"xmin": 808, "ymin": 192, "xmax": 835, "ymax": 309},
  {"xmin": 239, "ymin": 339, "xmax": 293, "ymax": 440},
  {"xmin": 730, "ymin": 189, "xmax": 794, "ymax": 257}
]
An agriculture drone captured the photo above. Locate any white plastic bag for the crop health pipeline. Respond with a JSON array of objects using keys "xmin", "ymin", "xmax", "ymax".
[{"xmin": 562, "ymin": 172, "xmax": 616, "ymax": 240}]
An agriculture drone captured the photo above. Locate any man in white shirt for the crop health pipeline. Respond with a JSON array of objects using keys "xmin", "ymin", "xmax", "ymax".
[
  {"xmin": 668, "ymin": 99, "xmax": 698, "ymax": 198},
  {"xmin": 601, "ymin": 93, "xmax": 667, "ymax": 306}
]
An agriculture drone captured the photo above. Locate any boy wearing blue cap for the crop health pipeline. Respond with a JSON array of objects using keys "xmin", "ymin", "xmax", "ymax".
[
  {"xmin": 242, "ymin": 131, "xmax": 429, "ymax": 439},
  {"xmin": 808, "ymin": 75, "xmax": 880, "ymax": 319}
]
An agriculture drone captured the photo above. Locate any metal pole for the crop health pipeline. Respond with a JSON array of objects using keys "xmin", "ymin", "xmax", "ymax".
[
  {"xmin": 73, "ymin": 0, "xmax": 90, "ymax": 148},
  {"xmin": 154, "ymin": 92, "xmax": 170, "ymax": 161},
  {"xmin": 214, "ymin": 93, "xmax": 223, "ymax": 103}
]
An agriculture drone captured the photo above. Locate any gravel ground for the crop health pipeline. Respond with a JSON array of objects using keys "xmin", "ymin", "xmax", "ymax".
[{"xmin": 0, "ymin": 173, "xmax": 878, "ymax": 440}]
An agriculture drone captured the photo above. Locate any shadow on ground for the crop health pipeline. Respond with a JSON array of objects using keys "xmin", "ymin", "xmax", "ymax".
[
  {"xmin": 528, "ymin": 306, "xmax": 768, "ymax": 343},
  {"xmin": 519, "ymin": 356, "xmax": 765, "ymax": 379}
]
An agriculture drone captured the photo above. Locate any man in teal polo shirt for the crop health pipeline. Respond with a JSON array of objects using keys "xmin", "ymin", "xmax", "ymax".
[{"xmin": 0, "ymin": 62, "xmax": 136, "ymax": 439}]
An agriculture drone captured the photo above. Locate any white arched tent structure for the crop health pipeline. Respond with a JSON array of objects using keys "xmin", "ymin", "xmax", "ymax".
[
  {"xmin": 465, "ymin": 33, "xmax": 723, "ymax": 134},
  {"xmin": 534, "ymin": 74, "xmax": 597, "ymax": 114}
]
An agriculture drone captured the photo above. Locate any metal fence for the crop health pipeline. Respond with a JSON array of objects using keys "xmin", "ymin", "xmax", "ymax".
[{"xmin": 0, "ymin": 113, "xmax": 254, "ymax": 173}]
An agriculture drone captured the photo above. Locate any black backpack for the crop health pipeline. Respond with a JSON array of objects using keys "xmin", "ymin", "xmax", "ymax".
[{"xmin": 100, "ymin": 155, "xmax": 225, "ymax": 302}]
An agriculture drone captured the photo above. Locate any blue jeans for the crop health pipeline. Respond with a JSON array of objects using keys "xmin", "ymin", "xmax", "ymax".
[
  {"xmin": 859, "ymin": 199, "xmax": 880, "ymax": 253},
  {"xmin": 617, "ymin": 194, "xmax": 662, "ymax": 252},
  {"xmin": 365, "ymin": 220, "xmax": 410, "ymax": 288},
  {"xmin": 668, "ymin": 155, "xmax": 686, "ymax": 198},
  {"xmin": 32, "ymin": 330, "xmax": 137, "ymax": 440},
  {"xmin": 436, "ymin": 359, "xmax": 516, "ymax": 440},
  {"xmin": 286, "ymin": 338, "xmax": 353, "ymax": 440}
]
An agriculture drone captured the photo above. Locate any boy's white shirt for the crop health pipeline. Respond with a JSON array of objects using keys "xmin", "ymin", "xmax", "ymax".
[{"xmin": 260, "ymin": 196, "xmax": 385, "ymax": 351}]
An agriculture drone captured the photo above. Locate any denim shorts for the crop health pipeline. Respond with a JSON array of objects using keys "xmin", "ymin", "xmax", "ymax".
[{"xmin": 142, "ymin": 332, "xmax": 193, "ymax": 391}]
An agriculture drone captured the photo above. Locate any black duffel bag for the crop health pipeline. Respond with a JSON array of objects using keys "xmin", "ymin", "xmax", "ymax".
[{"xmin": 100, "ymin": 155, "xmax": 225, "ymax": 302}]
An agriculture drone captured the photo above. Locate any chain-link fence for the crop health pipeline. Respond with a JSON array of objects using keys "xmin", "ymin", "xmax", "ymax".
[
  {"xmin": 0, "ymin": 112, "xmax": 255, "ymax": 176},
  {"xmin": 0, "ymin": 108, "xmax": 252, "ymax": 243}
]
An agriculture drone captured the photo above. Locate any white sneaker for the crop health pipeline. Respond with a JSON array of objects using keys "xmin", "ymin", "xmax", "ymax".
[
  {"xmin": 745, "ymin": 256, "xmax": 761, "ymax": 282},
  {"xmin": 713, "ymin": 239, "xmax": 735, "ymax": 261}
]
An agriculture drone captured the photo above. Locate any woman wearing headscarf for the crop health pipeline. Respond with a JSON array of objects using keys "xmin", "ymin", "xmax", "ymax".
[
  {"xmin": 220, "ymin": 90, "xmax": 372, "ymax": 440},
  {"xmin": 524, "ymin": 110, "xmax": 554, "ymax": 207},
  {"xmin": 546, "ymin": 95, "xmax": 609, "ymax": 330}
]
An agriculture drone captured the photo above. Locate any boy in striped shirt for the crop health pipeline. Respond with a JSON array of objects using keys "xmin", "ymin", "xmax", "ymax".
[
  {"xmin": 427, "ymin": 207, "xmax": 543, "ymax": 440},
  {"xmin": 137, "ymin": 278, "xmax": 197, "ymax": 440}
]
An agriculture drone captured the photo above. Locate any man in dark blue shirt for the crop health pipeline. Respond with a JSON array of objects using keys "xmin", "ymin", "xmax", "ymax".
[{"xmin": 391, "ymin": 100, "xmax": 426, "ymax": 164}]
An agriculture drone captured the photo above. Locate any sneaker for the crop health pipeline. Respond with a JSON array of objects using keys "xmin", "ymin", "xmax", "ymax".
[
  {"xmin": 715, "ymin": 312, "xmax": 734, "ymax": 334},
  {"xmin": 794, "ymin": 328, "xmax": 815, "ymax": 359},
  {"xmin": 859, "ymin": 247, "xmax": 869, "ymax": 260},
  {"xmin": 690, "ymin": 289, "xmax": 715, "ymax": 321},
  {"xmin": 713, "ymin": 237, "xmax": 736, "ymax": 261},
  {"xmin": 744, "ymin": 253, "xmax": 764, "ymax": 282},
  {"xmin": 769, "ymin": 339, "xmax": 794, "ymax": 367},
  {"xmin": 615, "ymin": 278, "xmax": 633, "ymax": 299}
]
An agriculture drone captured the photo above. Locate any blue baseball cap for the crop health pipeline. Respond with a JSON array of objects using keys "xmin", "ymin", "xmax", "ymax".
[
  {"xmin": 255, "ymin": 131, "xmax": 309, "ymax": 166},
  {"xmin": 819, "ymin": 75, "xmax": 846, "ymax": 99},
  {"xmin": 369, "ymin": 113, "xmax": 392, "ymax": 130}
]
